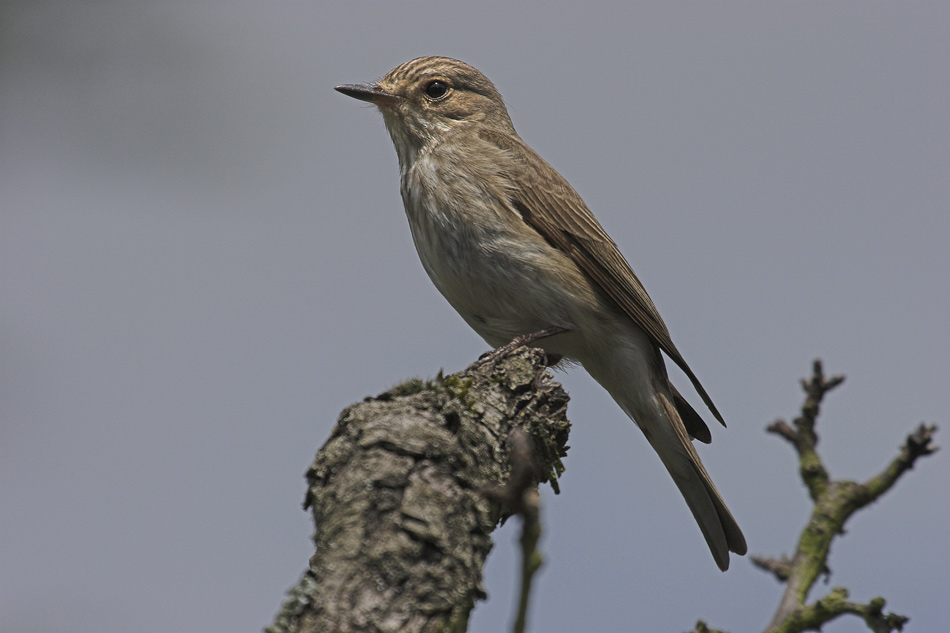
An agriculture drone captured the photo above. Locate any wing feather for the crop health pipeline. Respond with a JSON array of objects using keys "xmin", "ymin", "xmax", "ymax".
[{"xmin": 480, "ymin": 128, "xmax": 725, "ymax": 426}]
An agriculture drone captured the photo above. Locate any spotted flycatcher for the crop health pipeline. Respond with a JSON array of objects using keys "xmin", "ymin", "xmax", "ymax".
[{"xmin": 335, "ymin": 56, "xmax": 746, "ymax": 570}]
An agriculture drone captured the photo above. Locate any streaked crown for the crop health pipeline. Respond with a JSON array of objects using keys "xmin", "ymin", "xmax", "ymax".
[{"xmin": 378, "ymin": 57, "xmax": 516, "ymax": 163}]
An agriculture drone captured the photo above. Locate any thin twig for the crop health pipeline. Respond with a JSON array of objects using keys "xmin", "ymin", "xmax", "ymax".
[
  {"xmin": 751, "ymin": 554, "xmax": 792, "ymax": 582},
  {"xmin": 483, "ymin": 429, "xmax": 545, "ymax": 633},
  {"xmin": 759, "ymin": 360, "xmax": 937, "ymax": 633}
]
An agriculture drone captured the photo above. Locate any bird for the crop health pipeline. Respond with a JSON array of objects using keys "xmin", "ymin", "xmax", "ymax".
[{"xmin": 335, "ymin": 56, "xmax": 747, "ymax": 570}]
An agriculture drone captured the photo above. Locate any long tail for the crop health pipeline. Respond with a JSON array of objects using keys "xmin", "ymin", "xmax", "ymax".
[
  {"xmin": 575, "ymin": 327, "xmax": 747, "ymax": 570},
  {"xmin": 641, "ymin": 382, "xmax": 747, "ymax": 570}
]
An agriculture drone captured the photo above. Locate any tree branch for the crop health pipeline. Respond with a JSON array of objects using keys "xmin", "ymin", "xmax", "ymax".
[
  {"xmin": 863, "ymin": 423, "xmax": 938, "ymax": 500},
  {"xmin": 760, "ymin": 360, "xmax": 938, "ymax": 633},
  {"xmin": 267, "ymin": 348, "xmax": 570, "ymax": 633},
  {"xmin": 765, "ymin": 359, "xmax": 843, "ymax": 501},
  {"xmin": 751, "ymin": 554, "xmax": 792, "ymax": 582},
  {"xmin": 482, "ymin": 429, "xmax": 544, "ymax": 633}
]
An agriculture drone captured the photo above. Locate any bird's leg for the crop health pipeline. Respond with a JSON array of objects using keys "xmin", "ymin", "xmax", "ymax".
[{"xmin": 471, "ymin": 326, "xmax": 570, "ymax": 369}]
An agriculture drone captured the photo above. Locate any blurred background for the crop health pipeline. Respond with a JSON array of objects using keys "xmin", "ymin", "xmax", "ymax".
[{"xmin": 2, "ymin": 3, "xmax": 947, "ymax": 632}]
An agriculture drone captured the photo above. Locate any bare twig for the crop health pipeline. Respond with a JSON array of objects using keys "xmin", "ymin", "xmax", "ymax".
[
  {"xmin": 759, "ymin": 360, "xmax": 938, "ymax": 633},
  {"xmin": 765, "ymin": 360, "xmax": 844, "ymax": 501},
  {"xmin": 863, "ymin": 424, "xmax": 938, "ymax": 500},
  {"xmin": 483, "ymin": 429, "xmax": 544, "ymax": 633},
  {"xmin": 751, "ymin": 554, "xmax": 792, "ymax": 582},
  {"xmin": 768, "ymin": 587, "xmax": 907, "ymax": 633},
  {"xmin": 686, "ymin": 620, "xmax": 728, "ymax": 633}
]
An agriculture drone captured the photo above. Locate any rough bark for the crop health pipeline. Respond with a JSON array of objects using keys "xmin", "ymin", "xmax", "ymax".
[{"xmin": 267, "ymin": 348, "xmax": 570, "ymax": 633}]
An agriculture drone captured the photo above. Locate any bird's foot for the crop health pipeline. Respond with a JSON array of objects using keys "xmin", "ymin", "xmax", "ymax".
[{"xmin": 470, "ymin": 326, "xmax": 569, "ymax": 369}]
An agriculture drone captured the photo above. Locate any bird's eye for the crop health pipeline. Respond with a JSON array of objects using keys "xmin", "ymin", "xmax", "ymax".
[{"xmin": 424, "ymin": 80, "xmax": 449, "ymax": 100}]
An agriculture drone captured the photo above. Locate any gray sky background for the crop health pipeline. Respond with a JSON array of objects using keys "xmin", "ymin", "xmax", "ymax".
[{"xmin": 2, "ymin": 3, "xmax": 948, "ymax": 632}]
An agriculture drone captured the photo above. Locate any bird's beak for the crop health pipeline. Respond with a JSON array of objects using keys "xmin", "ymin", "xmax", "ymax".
[{"xmin": 334, "ymin": 83, "xmax": 403, "ymax": 105}]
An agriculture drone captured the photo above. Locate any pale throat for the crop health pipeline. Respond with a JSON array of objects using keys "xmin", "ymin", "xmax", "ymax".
[{"xmin": 381, "ymin": 110, "xmax": 455, "ymax": 177}]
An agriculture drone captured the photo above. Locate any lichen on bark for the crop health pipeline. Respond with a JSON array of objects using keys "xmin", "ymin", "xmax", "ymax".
[{"xmin": 268, "ymin": 348, "xmax": 570, "ymax": 633}]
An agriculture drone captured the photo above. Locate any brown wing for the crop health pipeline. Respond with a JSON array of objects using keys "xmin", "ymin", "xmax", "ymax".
[{"xmin": 480, "ymin": 128, "xmax": 725, "ymax": 427}]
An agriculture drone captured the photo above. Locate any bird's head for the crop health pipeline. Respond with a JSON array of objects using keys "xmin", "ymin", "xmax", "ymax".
[{"xmin": 336, "ymin": 56, "xmax": 515, "ymax": 168}]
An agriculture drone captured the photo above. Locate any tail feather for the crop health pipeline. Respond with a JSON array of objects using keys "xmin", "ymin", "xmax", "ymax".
[
  {"xmin": 578, "ymin": 329, "xmax": 746, "ymax": 570},
  {"xmin": 671, "ymin": 383, "xmax": 712, "ymax": 444},
  {"xmin": 651, "ymin": 388, "xmax": 747, "ymax": 570}
]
